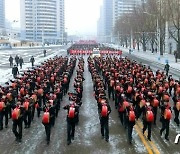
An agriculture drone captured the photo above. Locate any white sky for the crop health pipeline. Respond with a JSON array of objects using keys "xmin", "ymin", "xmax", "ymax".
[{"xmin": 5, "ymin": 0, "xmax": 103, "ymax": 35}]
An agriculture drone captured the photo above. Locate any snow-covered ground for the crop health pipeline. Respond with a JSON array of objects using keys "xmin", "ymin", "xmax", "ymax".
[
  {"xmin": 111, "ymin": 44, "xmax": 180, "ymax": 71},
  {"xmin": 0, "ymin": 48, "xmax": 67, "ymax": 85}
]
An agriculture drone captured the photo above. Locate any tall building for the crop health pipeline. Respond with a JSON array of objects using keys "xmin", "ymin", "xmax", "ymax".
[
  {"xmin": 113, "ymin": 0, "xmax": 142, "ymax": 27},
  {"xmin": 20, "ymin": 0, "xmax": 64, "ymax": 43},
  {"xmin": 97, "ymin": 6, "xmax": 105, "ymax": 42},
  {"xmin": 97, "ymin": 0, "xmax": 113, "ymax": 43},
  {"xmin": 0, "ymin": 0, "xmax": 5, "ymax": 31}
]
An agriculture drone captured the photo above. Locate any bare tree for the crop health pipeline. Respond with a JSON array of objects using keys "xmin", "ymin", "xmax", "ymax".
[{"xmin": 167, "ymin": 0, "xmax": 180, "ymax": 57}]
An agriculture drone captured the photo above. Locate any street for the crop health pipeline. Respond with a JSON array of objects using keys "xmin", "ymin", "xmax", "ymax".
[
  {"xmin": 0, "ymin": 46, "xmax": 68, "ymax": 85},
  {"xmin": 0, "ymin": 48, "xmax": 179, "ymax": 154}
]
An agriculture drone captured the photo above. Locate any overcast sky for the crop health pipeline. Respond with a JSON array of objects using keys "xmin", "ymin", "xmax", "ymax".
[{"xmin": 5, "ymin": 0, "xmax": 103, "ymax": 35}]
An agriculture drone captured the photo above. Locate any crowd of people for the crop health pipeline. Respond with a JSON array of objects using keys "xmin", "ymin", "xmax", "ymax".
[
  {"xmin": 63, "ymin": 57, "xmax": 85, "ymax": 145},
  {"xmin": 9, "ymin": 55, "xmax": 35, "ymax": 69},
  {"xmin": 9, "ymin": 55, "xmax": 35, "ymax": 78},
  {"xmin": 0, "ymin": 43, "xmax": 180, "ymax": 147},
  {"xmin": 88, "ymin": 58, "xmax": 111, "ymax": 142},
  {"xmin": 88, "ymin": 55, "xmax": 180, "ymax": 144},
  {"xmin": 0, "ymin": 55, "xmax": 79, "ymax": 144},
  {"xmin": 67, "ymin": 42, "xmax": 121, "ymax": 55}
]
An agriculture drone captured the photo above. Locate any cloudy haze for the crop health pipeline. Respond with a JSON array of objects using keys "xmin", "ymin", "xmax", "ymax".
[{"xmin": 5, "ymin": 0, "xmax": 103, "ymax": 35}]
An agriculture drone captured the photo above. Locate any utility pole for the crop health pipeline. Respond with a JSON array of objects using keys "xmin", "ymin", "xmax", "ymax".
[
  {"xmin": 159, "ymin": 0, "xmax": 163, "ymax": 55},
  {"xmin": 142, "ymin": 0, "xmax": 146, "ymax": 52}
]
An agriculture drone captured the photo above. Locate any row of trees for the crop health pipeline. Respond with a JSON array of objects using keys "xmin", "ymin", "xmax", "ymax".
[{"xmin": 114, "ymin": 0, "xmax": 180, "ymax": 57}]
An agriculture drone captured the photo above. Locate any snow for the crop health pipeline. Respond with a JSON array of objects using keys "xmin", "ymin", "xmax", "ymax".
[
  {"xmin": 110, "ymin": 44, "xmax": 180, "ymax": 71},
  {"xmin": 0, "ymin": 48, "xmax": 66, "ymax": 85}
]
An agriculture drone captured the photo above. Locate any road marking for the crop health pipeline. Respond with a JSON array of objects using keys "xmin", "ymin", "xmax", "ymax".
[
  {"xmin": 136, "ymin": 120, "xmax": 160, "ymax": 154},
  {"xmin": 134, "ymin": 124, "xmax": 153, "ymax": 154}
]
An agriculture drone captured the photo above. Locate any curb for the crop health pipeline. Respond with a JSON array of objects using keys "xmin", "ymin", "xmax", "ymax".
[{"xmin": 121, "ymin": 49, "xmax": 180, "ymax": 72}]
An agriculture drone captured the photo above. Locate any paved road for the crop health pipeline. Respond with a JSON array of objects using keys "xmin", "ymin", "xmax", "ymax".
[
  {"xmin": 0, "ymin": 46, "xmax": 67, "ymax": 69},
  {"xmin": 123, "ymin": 52, "xmax": 180, "ymax": 154},
  {"xmin": 123, "ymin": 52, "xmax": 180, "ymax": 80},
  {"xmin": 0, "ymin": 51, "xmax": 179, "ymax": 154}
]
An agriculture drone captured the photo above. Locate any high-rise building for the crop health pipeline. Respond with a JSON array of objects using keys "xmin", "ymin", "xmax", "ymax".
[
  {"xmin": 97, "ymin": 0, "xmax": 113, "ymax": 43},
  {"xmin": 20, "ymin": 0, "xmax": 64, "ymax": 43},
  {"xmin": 0, "ymin": 0, "xmax": 5, "ymax": 31},
  {"xmin": 113, "ymin": 0, "xmax": 142, "ymax": 27},
  {"xmin": 97, "ymin": 6, "xmax": 105, "ymax": 42}
]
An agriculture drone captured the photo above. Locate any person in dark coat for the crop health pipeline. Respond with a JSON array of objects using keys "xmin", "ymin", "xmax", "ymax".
[
  {"xmin": 63, "ymin": 101, "xmax": 79, "ymax": 145},
  {"xmin": 12, "ymin": 101, "xmax": 24, "ymax": 142},
  {"xmin": 43, "ymin": 49, "xmax": 46, "ymax": 57},
  {"xmin": 160, "ymin": 102, "xmax": 172, "ymax": 140},
  {"xmin": 42, "ymin": 101, "xmax": 55, "ymax": 145},
  {"xmin": 12, "ymin": 65, "xmax": 19, "ymax": 78},
  {"xmin": 15, "ymin": 55, "xmax": 19, "ymax": 66},
  {"xmin": 19, "ymin": 57, "xmax": 24, "ymax": 69},
  {"xmin": 0, "ymin": 96, "xmax": 8, "ymax": 130},
  {"xmin": 30, "ymin": 56, "xmax": 35, "ymax": 67},
  {"xmin": 9, "ymin": 55, "xmax": 13, "ymax": 67},
  {"xmin": 164, "ymin": 63, "xmax": 170, "ymax": 76},
  {"xmin": 98, "ymin": 101, "xmax": 111, "ymax": 142}
]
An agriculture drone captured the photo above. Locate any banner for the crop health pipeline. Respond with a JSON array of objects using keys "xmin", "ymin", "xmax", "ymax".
[{"xmin": 69, "ymin": 50, "xmax": 122, "ymax": 55}]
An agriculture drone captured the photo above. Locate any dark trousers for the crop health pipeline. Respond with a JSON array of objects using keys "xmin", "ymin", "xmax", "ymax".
[
  {"xmin": 20, "ymin": 63, "xmax": 22, "ymax": 69},
  {"xmin": 63, "ymin": 84, "xmax": 68, "ymax": 95},
  {"xmin": 0, "ymin": 110, "xmax": 8, "ymax": 129},
  {"xmin": 153, "ymin": 107, "xmax": 158, "ymax": 124},
  {"xmin": 100, "ymin": 118, "xmax": 109, "ymax": 140},
  {"xmin": 119, "ymin": 111, "xmax": 124, "ymax": 125},
  {"xmin": 8, "ymin": 104, "xmax": 14, "ymax": 119},
  {"xmin": 166, "ymin": 70, "xmax": 169, "ymax": 76},
  {"xmin": 115, "ymin": 92, "xmax": 120, "ymax": 108},
  {"xmin": 12, "ymin": 119, "xmax": 23, "ymax": 139},
  {"xmin": 31, "ymin": 106, "xmax": 35, "ymax": 120},
  {"xmin": 169, "ymin": 87, "xmax": 172, "ymax": 96},
  {"xmin": 67, "ymin": 121, "xmax": 75, "ymax": 142},
  {"xmin": 128, "ymin": 122, "xmax": 134, "ymax": 142},
  {"xmin": 37, "ymin": 100, "xmax": 42, "ymax": 117},
  {"xmin": 24, "ymin": 111, "xmax": 32, "ymax": 127},
  {"xmin": 143, "ymin": 121, "xmax": 152, "ymax": 139},
  {"xmin": 160, "ymin": 119, "xmax": 170, "ymax": 138},
  {"xmin": 44, "ymin": 124, "xmax": 51, "ymax": 141},
  {"xmin": 108, "ymin": 87, "xmax": 114, "ymax": 100},
  {"xmin": 50, "ymin": 116, "xmax": 55, "ymax": 126},
  {"xmin": 10, "ymin": 62, "xmax": 13, "ymax": 67},
  {"xmin": 174, "ymin": 108, "xmax": 179, "ymax": 126},
  {"xmin": 135, "ymin": 106, "xmax": 143, "ymax": 119}
]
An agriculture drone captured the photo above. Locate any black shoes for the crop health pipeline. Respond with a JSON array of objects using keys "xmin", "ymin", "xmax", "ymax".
[
  {"xmin": 67, "ymin": 140, "xmax": 71, "ymax": 145},
  {"xmin": 160, "ymin": 130, "xmax": 162, "ymax": 136},
  {"xmin": 18, "ymin": 138, "xmax": 22, "ymax": 142},
  {"xmin": 16, "ymin": 137, "xmax": 22, "ymax": 142},
  {"xmin": 105, "ymin": 139, "xmax": 109, "ymax": 142},
  {"xmin": 165, "ymin": 137, "xmax": 169, "ymax": 141}
]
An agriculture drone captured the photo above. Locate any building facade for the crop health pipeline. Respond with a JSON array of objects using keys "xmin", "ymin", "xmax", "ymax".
[
  {"xmin": 0, "ymin": 0, "xmax": 5, "ymax": 32},
  {"xmin": 97, "ymin": 0, "xmax": 113, "ymax": 43},
  {"xmin": 113, "ymin": 0, "xmax": 142, "ymax": 27},
  {"xmin": 20, "ymin": 0, "xmax": 64, "ymax": 44}
]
